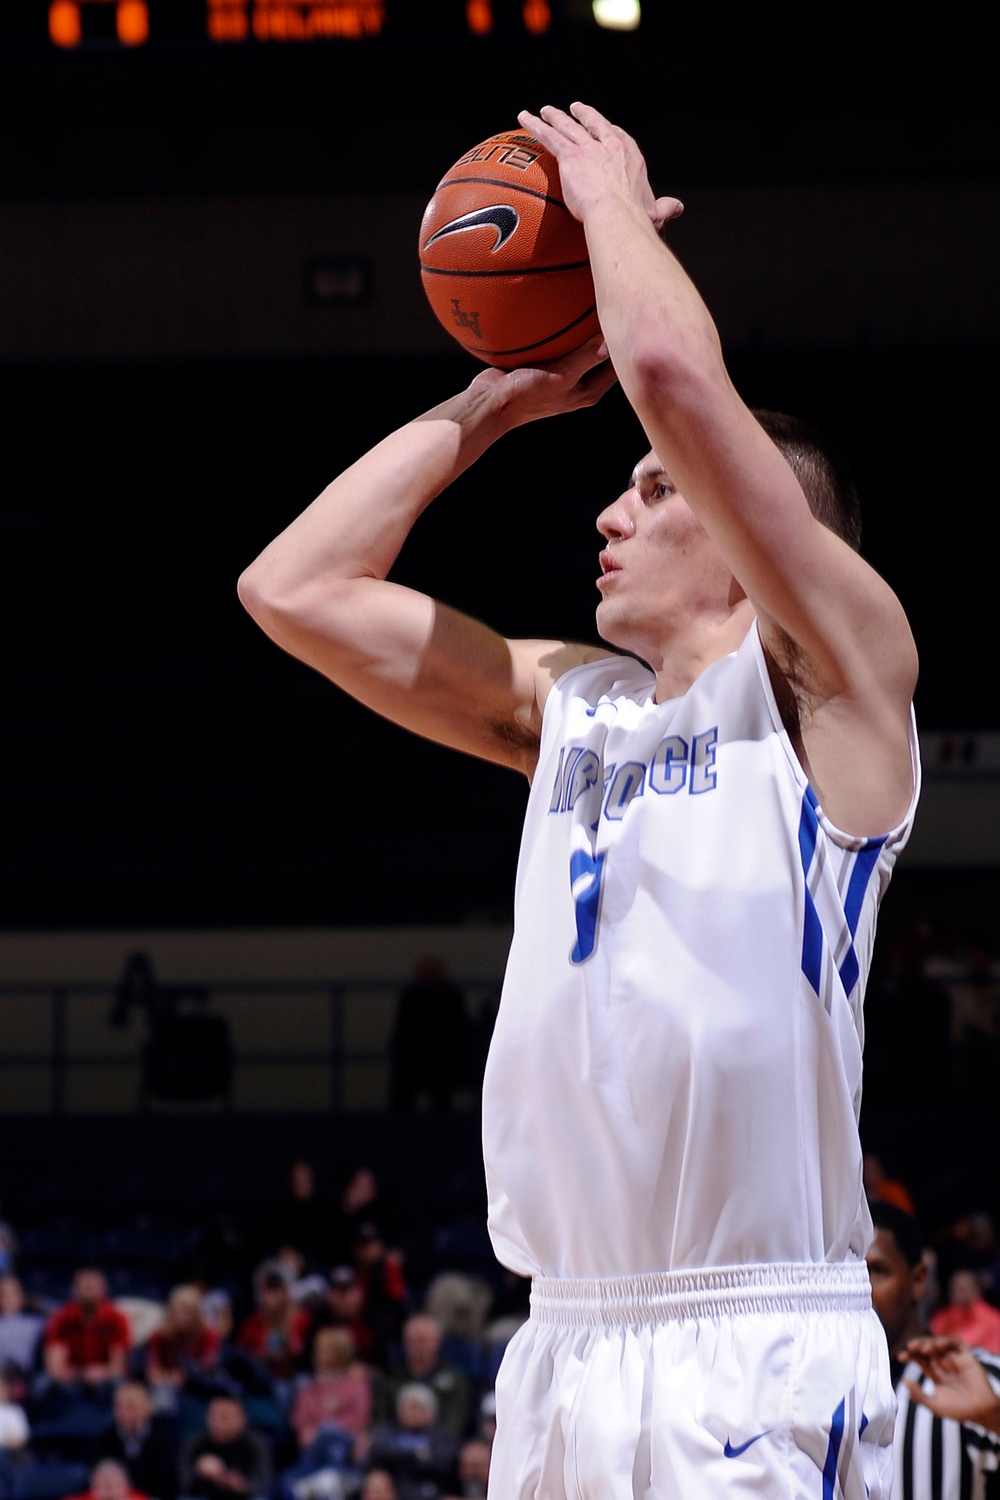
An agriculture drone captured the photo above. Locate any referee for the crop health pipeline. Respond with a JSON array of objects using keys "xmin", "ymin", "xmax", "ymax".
[{"xmin": 867, "ymin": 1201, "xmax": 1000, "ymax": 1500}]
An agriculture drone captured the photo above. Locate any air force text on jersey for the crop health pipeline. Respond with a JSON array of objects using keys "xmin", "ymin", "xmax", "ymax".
[{"xmin": 548, "ymin": 725, "xmax": 720, "ymax": 823}]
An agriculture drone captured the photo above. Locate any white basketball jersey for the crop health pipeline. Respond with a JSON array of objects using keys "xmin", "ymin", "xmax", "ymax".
[{"xmin": 482, "ymin": 622, "xmax": 920, "ymax": 1281}]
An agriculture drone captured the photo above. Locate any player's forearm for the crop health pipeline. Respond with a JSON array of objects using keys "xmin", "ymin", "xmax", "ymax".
[
  {"xmin": 238, "ymin": 378, "xmax": 512, "ymax": 619},
  {"xmin": 583, "ymin": 195, "xmax": 725, "ymax": 421}
]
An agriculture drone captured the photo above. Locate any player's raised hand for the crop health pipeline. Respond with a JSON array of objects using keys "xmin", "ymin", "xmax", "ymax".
[
  {"xmin": 903, "ymin": 1335, "xmax": 1000, "ymax": 1432},
  {"xmin": 517, "ymin": 102, "xmax": 683, "ymax": 233},
  {"xmin": 467, "ymin": 333, "xmax": 618, "ymax": 428}
]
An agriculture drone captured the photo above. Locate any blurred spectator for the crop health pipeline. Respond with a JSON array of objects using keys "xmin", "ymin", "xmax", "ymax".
[
  {"xmin": 0, "ymin": 1370, "xmax": 29, "ymax": 1450},
  {"xmin": 474, "ymin": 1394, "xmax": 494, "ymax": 1446},
  {"xmin": 44, "ymin": 1269, "xmax": 130, "ymax": 1387},
  {"xmin": 423, "ymin": 1276, "xmax": 491, "ymax": 1344},
  {"xmin": 484, "ymin": 1270, "xmax": 530, "ymax": 1346},
  {"xmin": 930, "ymin": 1270, "xmax": 1000, "ymax": 1352},
  {"xmin": 863, "ymin": 1153, "xmax": 916, "ymax": 1216},
  {"xmin": 92, "ymin": 1380, "xmax": 178, "ymax": 1500},
  {"xmin": 0, "ymin": 1274, "xmax": 45, "ymax": 1389},
  {"xmin": 0, "ymin": 1202, "xmax": 17, "ymax": 1277},
  {"xmin": 443, "ymin": 1440, "xmax": 490, "ymax": 1500},
  {"xmin": 351, "ymin": 1227, "xmax": 407, "ymax": 1367},
  {"xmin": 271, "ymin": 1250, "xmax": 328, "ymax": 1312},
  {"xmin": 68, "ymin": 1460, "xmax": 149, "ymax": 1500},
  {"xmin": 366, "ymin": 1385, "xmax": 459, "ymax": 1500},
  {"xmin": 271, "ymin": 1164, "xmax": 331, "ymax": 1274},
  {"xmin": 360, "ymin": 1473, "xmax": 397, "ymax": 1500},
  {"xmin": 146, "ymin": 1288, "xmax": 220, "ymax": 1395},
  {"xmin": 333, "ymin": 1171, "xmax": 398, "ymax": 1268},
  {"xmin": 305, "ymin": 1269, "xmax": 377, "ymax": 1367},
  {"xmin": 389, "ymin": 959, "xmax": 471, "ymax": 1113},
  {"xmin": 373, "ymin": 1317, "xmax": 468, "ymax": 1440},
  {"xmin": 236, "ymin": 1266, "xmax": 308, "ymax": 1385},
  {"xmin": 199, "ymin": 1293, "xmax": 233, "ymax": 1345},
  {"xmin": 291, "ymin": 1329, "xmax": 372, "ymax": 1448},
  {"xmin": 178, "ymin": 1397, "xmax": 270, "ymax": 1500},
  {"xmin": 948, "ymin": 945, "xmax": 1000, "ymax": 1097},
  {"xmin": 940, "ymin": 1213, "xmax": 1000, "ymax": 1301}
]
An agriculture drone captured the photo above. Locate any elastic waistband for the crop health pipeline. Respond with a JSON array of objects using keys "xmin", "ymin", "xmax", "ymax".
[{"xmin": 530, "ymin": 1261, "xmax": 872, "ymax": 1326}]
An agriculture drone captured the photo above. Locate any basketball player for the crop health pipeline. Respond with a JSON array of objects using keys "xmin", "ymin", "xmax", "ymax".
[{"xmin": 239, "ymin": 103, "xmax": 919, "ymax": 1498}]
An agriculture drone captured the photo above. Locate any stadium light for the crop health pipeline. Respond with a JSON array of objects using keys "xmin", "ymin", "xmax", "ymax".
[{"xmin": 593, "ymin": 0, "xmax": 640, "ymax": 29}]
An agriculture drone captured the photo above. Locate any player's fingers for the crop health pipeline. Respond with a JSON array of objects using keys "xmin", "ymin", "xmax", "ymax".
[
  {"xmin": 568, "ymin": 102, "xmax": 620, "ymax": 140},
  {"xmin": 517, "ymin": 108, "xmax": 585, "ymax": 156},
  {"xmin": 578, "ymin": 357, "xmax": 619, "ymax": 405},
  {"xmin": 539, "ymin": 104, "xmax": 594, "ymax": 143},
  {"xmin": 538, "ymin": 333, "xmax": 608, "ymax": 381},
  {"xmin": 654, "ymin": 196, "xmax": 685, "ymax": 229}
]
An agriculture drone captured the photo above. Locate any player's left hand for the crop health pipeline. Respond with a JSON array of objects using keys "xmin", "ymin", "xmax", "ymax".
[
  {"xmin": 517, "ymin": 102, "xmax": 683, "ymax": 233},
  {"xmin": 903, "ymin": 1335, "xmax": 1000, "ymax": 1430}
]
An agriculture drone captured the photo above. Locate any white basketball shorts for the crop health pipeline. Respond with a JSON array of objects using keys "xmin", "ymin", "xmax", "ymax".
[{"xmin": 490, "ymin": 1262, "xmax": 895, "ymax": 1500}]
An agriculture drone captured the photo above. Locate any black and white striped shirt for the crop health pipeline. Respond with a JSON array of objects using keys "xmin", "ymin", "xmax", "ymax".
[{"xmin": 892, "ymin": 1354, "xmax": 1000, "ymax": 1500}]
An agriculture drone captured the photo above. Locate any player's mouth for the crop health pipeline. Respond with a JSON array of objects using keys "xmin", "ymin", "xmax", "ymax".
[{"xmin": 597, "ymin": 548, "xmax": 621, "ymax": 588}]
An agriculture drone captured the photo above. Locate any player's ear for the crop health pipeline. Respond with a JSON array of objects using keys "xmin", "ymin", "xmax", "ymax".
[{"xmin": 911, "ymin": 1255, "xmax": 930, "ymax": 1304}]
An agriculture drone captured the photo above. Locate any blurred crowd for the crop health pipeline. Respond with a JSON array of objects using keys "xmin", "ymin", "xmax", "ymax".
[{"xmin": 0, "ymin": 1160, "xmax": 530, "ymax": 1500}]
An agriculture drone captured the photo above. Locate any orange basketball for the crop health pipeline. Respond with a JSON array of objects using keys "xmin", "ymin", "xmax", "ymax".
[{"xmin": 418, "ymin": 129, "xmax": 600, "ymax": 370}]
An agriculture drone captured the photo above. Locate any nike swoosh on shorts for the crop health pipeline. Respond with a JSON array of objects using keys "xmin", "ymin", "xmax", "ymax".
[{"xmin": 723, "ymin": 1431, "xmax": 771, "ymax": 1458}]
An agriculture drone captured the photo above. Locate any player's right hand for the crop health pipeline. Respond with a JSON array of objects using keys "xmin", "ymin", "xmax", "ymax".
[{"xmin": 468, "ymin": 333, "xmax": 618, "ymax": 429}]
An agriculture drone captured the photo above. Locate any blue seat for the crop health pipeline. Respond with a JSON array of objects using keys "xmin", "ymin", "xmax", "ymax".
[
  {"xmin": 431, "ymin": 1220, "xmax": 496, "ymax": 1271},
  {"xmin": 440, "ymin": 1336, "xmax": 483, "ymax": 1382},
  {"xmin": 11, "ymin": 1462, "xmax": 89, "ymax": 1500},
  {"xmin": 482, "ymin": 1339, "xmax": 509, "ymax": 1386},
  {"xmin": 98, "ymin": 1223, "xmax": 179, "ymax": 1267},
  {"xmin": 30, "ymin": 1404, "xmax": 112, "ymax": 1460}
]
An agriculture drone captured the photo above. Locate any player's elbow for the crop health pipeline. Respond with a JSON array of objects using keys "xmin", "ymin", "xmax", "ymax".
[
  {"xmin": 237, "ymin": 555, "xmax": 304, "ymax": 636},
  {"xmin": 237, "ymin": 558, "xmax": 274, "ymax": 625},
  {"xmin": 623, "ymin": 323, "xmax": 720, "ymax": 412}
]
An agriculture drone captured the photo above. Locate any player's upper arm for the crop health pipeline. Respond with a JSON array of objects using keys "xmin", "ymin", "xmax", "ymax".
[{"xmin": 238, "ymin": 567, "xmax": 607, "ymax": 777}]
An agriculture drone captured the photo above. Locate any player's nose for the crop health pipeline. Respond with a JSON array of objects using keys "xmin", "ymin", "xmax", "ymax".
[{"xmin": 597, "ymin": 492, "xmax": 638, "ymax": 541}]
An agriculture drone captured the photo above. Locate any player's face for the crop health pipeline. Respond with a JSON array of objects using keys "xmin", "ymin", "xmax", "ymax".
[{"xmin": 594, "ymin": 452, "xmax": 735, "ymax": 660}]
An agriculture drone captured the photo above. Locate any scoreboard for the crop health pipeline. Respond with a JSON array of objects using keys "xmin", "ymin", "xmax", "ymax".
[{"xmin": 6, "ymin": 0, "xmax": 566, "ymax": 46}]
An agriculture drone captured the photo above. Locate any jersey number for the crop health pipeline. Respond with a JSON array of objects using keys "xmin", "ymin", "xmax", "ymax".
[{"xmin": 569, "ymin": 849, "xmax": 606, "ymax": 965}]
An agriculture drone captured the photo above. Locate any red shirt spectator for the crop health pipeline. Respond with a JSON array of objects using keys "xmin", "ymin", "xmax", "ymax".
[
  {"xmin": 67, "ymin": 1459, "xmax": 148, "ymax": 1500},
  {"xmin": 930, "ymin": 1269, "xmax": 1000, "ymax": 1353},
  {"xmin": 237, "ymin": 1266, "xmax": 309, "ymax": 1381},
  {"xmin": 45, "ymin": 1270, "xmax": 130, "ymax": 1383},
  {"xmin": 146, "ymin": 1286, "xmax": 220, "ymax": 1386},
  {"xmin": 291, "ymin": 1327, "xmax": 372, "ymax": 1444}
]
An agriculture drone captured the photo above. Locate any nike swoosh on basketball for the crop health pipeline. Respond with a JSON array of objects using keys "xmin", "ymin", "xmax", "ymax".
[
  {"xmin": 723, "ymin": 1431, "xmax": 771, "ymax": 1458},
  {"xmin": 424, "ymin": 205, "xmax": 520, "ymax": 253}
]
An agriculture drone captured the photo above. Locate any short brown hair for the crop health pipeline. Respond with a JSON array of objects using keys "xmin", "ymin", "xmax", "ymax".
[{"xmin": 752, "ymin": 408, "xmax": 861, "ymax": 552}]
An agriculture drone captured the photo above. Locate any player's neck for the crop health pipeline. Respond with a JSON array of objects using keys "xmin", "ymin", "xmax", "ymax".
[{"xmin": 650, "ymin": 604, "xmax": 755, "ymax": 703}]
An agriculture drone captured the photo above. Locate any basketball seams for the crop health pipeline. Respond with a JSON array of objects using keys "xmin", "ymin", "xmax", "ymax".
[
  {"xmin": 419, "ymin": 260, "xmax": 591, "ymax": 278},
  {"xmin": 472, "ymin": 303, "xmax": 599, "ymax": 359},
  {"xmin": 431, "ymin": 175, "xmax": 571, "ymax": 212}
]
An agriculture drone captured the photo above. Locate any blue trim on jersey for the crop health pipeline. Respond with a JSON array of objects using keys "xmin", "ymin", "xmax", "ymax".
[
  {"xmin": 837, "ymin": 839, "xmax": 887, "ymax": 996},
  {"xmin": 798, "ymin": 789, "xmax": 824, "ymax": 997},
  {"xmin": 823, "ymin": 1397, "xmax": 846, "ymax": 1500},
  {"xmin": 569, "ymin": 849, "xmax": 606, "ymax": 965}
]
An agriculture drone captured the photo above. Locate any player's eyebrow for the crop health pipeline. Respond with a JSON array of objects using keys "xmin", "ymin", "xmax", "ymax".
[{"xmin": 632, "ymin": 461, "xmax": 671, "ymax": 489}]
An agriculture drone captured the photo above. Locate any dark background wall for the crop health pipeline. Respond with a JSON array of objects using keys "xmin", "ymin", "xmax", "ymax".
[{"xmin": 1, "ymin": 0, "xmax": 998, "ymax": 931}]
